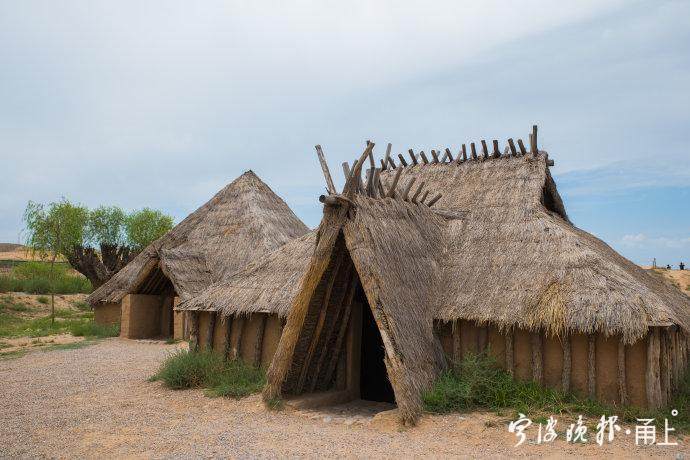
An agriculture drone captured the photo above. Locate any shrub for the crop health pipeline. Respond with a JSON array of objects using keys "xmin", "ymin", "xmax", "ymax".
[
  {"xmin": 151, "ymin": 350, "xmax": 265, "ymax": 399},
  {"xmin": 37, "ymin": 296, "xmax": 49, "ymax": 304},
  {"xmin": 0, "ymin": 261, "xmax": 91, "ymax": 294},
  {"xmin": 70, "ymin": 321, "xmax": 120, "ymax": 338}
]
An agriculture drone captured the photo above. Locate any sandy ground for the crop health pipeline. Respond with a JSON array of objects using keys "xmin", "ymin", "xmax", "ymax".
[{"xmin": 1, "ymin": 339, "xmax": 688, "ymax": 458}]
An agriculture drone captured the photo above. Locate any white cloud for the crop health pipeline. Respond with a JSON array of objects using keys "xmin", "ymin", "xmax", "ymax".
[{"xmin": 620, "ymin": 233, "xmax": 690, "ymax": 249}]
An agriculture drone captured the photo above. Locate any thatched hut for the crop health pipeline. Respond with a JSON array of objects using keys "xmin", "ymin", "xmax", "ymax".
[
  {"xmin": 181, "ymin": 130, "xmax": 690, "ymax": 424},
  {"xmin": 88, "ymin": 171, "xmax": 308, "ymax": 339}
]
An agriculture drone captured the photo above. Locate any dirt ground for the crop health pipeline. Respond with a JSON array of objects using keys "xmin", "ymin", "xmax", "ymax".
[{"xmin": 0, "ymin": 339, "xmax": 687, "ymax": 458}]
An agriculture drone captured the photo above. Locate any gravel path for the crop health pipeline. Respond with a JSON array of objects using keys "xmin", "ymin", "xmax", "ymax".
[{"xmin": 1, "ymin": 339, "xmax": 687, "ymax": 458}]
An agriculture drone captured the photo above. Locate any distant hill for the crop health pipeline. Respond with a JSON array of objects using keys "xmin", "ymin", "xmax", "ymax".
[
  {"xmin": 0, "ymin": 243, "xmax": 24, "ymax": 252},
  {"xmin": 645, "ymin": 267, "xmax": 690, "ymax": 296}
]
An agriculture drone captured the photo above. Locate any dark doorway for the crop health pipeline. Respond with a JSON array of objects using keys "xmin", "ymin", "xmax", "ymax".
[{"xmin": 359, "ymin": 294, "xmax": 395, "ymax": 403}]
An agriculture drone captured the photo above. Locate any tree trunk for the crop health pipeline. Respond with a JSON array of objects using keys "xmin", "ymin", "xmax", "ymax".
[{"xmin": 66, "ymin": 244, "xmax": 137, "ymax": 289}]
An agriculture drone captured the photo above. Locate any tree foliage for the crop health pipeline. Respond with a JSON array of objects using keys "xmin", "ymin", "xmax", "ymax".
[
  {"xmin": 125, "ymin": 208, "xmax": 174, "ymax": 250},
  {"xmin": 22, "ymin": 198, "xmax": 174, "ymax": 290}
]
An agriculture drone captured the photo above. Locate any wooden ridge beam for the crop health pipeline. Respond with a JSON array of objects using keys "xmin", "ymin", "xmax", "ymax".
[{"xmin": 315, "ymin": 145, "xmax": 336, "ymax": 194}]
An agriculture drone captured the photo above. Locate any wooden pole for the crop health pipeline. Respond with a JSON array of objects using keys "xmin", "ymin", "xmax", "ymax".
[
  {"xmin": 408, "ymin": 149, "xmax": 418, "ymax": 165},
  {"xmin": 508, "ymin": 138, "xmax": 517, "ymax": 156},
  {"xmin": 452, "ymin": 320, "xmax": 462, "ymax": 364},
  {"xmin": 205, "ymin": 311, "xmax": 216, "ymax": 351},
  {"xmin": 461, "ymin": 144, "xmax": 468, "ymax": 162},
  {"xmin": 588, "ymin": 334, "xmax": 596, "ymax": 399},
  {"xmin": 419, "ymin": 151, "xmax": 429, "ymax": 164},
  {"xmin": 427, "ymin": 193, "xmax": 442, "ymax": 207},
  {"xmin": 383, "ymin": 143, "xmax": 392, "ymax": 169},
  {"xmin": 188, "ymin": 311, "xmax": 200, "ymax": 353},
  {"xmin": 618, "ymin": 340, "xmax": 628, "ymax": 405},
  {"xmin": 401, "ymin": 177, "xmax": 416, "ymax": 201},
  {"xmin": 532, "ymin": 125, "xmax": 538, "ymax": 154},
  {"xmin": 385, "ymin": 166, "xmax": 403, "ymax": 198},
  {"xmin": 323, "ymin": 279, "xmax": 358, "ymax": 388},
  {"xmin": 444, "ymin": 148, "xmax": 454, "ymax": 162},
  {"xmin": 470, "ymin": 143, "xmax": 478, "ymax": 160},
  {"xmin": 660, "ymin": 330, "xmax": 670, "ymax": 406},
  {"xmin": 419, "ymin": 190, "xmax": 430, "ymax": 205},
  {"xmin": 492, "ymin": 140, "xmax": 501, "ymax": 158},
  {"xmin": 223, "ymin": 315, "xmax": 233, "ymax": 360},
  {"xmin": 253, "ymin": 314, "xmax": 267, "ymax": 366},
  {"xmin": 562, "ymin": 336, "xmax": 571, "ymax": 393},
  {"xmin": 231, "ymin": 316, "xmax": 245, "ymax": 360},
  {"xmin": 430, "ymin": 150, "xmax": 440, "ymax": 163},
  {"xmin": 480, "ymin": 140, "xmax": 489, "ymax": 160},
  {"xmin": 517, "ymin": 139, "xmax": 527, "ymax": 155},
  {"xmin": 397, "ymin": 153, "xmax": 408, "ymax": 167},
  {"xmin": 531, "ymin": 332, "xmax": 543, "ymax": 385},
  {"xmin": 505, "ymin": 330, "xmax": 514, "ymax": 376},
  {"xmin": 366, "ymin": 141, "xmax": 375, "ymax": 169},
  {"xmin": 341, "ymin": 162, "xmax": 351, "ymax": 180},
  {"xmin": 646, "ymin": 328, "xmax": 662, "ymax": 410},
  {"xmin": 315, "ymin": 145, "xmax": 336, "ymax": 194}
]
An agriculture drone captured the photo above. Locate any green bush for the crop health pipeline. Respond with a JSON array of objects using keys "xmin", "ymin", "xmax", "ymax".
[
  {"xmin": 151, "ymin": 350, "xmax": 265, "ymax": 399},
  {"xmin": 70, "ymin": 321, "xmax": 120, "ymax": 338},
  {"xmin": 0, "ymin": 261, "xmax": 91, "ymax": 294},
  {"xmin": 37, "ymin": 296, "xmax": 49, "ymax": 304},
  {"xmin": 424, "ymin": 352, "xmax": 690, "ymax": 432}
]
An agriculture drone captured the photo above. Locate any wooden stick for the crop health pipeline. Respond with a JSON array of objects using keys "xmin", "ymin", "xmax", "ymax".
[
  {"xmin": 562, "ymin": 336, "xmax": 571, "ymax": 393},
  {"xmin": 408, "ymin": 149, "xmax": 418, "ymax": 165},
  {"xmin": 462, "ymin": 144, "xmax": 468, "ymax": 162},
  {"xmin": 397, "ymin": 153, "xmax": 408, "ymax": 167},
  {"xmin": 470, "ymin": 143, "xmax": 478, "ymax": 160},
  {"xmin": 430, "ymin": 150, "xmax": 439, "ymax": 163},
  {"xmin": 383, "ymin": 143, "xmax": 392, "ymax": 169},
  {"xmin": 372, "ymin": 168, "xmax": 381, "ymax": 198},
  {"xmin": 231, "ymin": 316, "xmax": 245, "ymax": 360},
  {"xmin": 492, "ymin": 140, "xmax": 501, "ymax": 158},
  {"xmin": 253, "ymin": 314, "xmax": 267, "ymax": 366},
  {"xmin": 419, "ymin": 190, "xmax": 430, "ymax": 204},
  {"xmin": 445, "ymin": 148, "xmax": 454, "ymax": 162},
  {"xmin": 296, "ymin": 251, "xmax": 344, "ymax": 393},
  {"xmin": 453, "ymin": 320, "xmax": 462, "ymax": 364},
  {"xmin": 411, "ymin": 181, "xmax": 425, "ymax": 203},
  {"xmin": 223, "ymin": 315, "xmax": 233, "ymax": 360},
  {"xmin": 323, "ymin": 277, "xmax": 358, "ymax": 387},
  {"xmin": 341, "ymin": 162, "xmax": 351, "ymax": 180},
  {"xmin": 532, "ymin": 125, "xmax": 538, "ymax": 154},
  {"xmin": 588, "ymin": 334, "xmax": 596, "ymax": 399},
  {"xmin": 419, "ymin": 151, "xmax": 429, "ymax": 164},
  {"xmin": 505, "ymin": 330, "xmax": 514, "ymax": 376},
  {"xmin": 366, "ymin": 141, "xmax": 375, "ymax": 169},
  {"xmin": 508, "ymin": 138, "xmax": 517, "ymax": 156},
  {"xmin": 480, "ymin": 140, "xmax": 489, "ymax": 160},
  {"xmin": 205, "ymin": 311, "xmax": 216, "ymax": 351},
  {"xmin": 188, "ymin": 311, "xmax": 199, "ymax": 353},
  {"xmin": 315, "ymin": 145, "xmax": 336, "ymax": 194},
  {"xmin": 365, "ymin": 168, "xmax": 374, "ymax": 196},
  {"xmin": 427, "ymin": 193, "xmax": 442, "ymax": 207},
  {"xmin": 440, "ymin": 149, "xmax": 448, "ymax": 163},
  {"xmin": 517, "ymin": 139, "xmax": 527, "ymax": 155},
  {"xmin": 385, "ymin": 167, "xmax": 403, "ymax": 198},
  {"xmin": 401, "ymin": 177, "xmax": 416, "ymax": 201},
  {"xmin": 531, "ymin": 332, "xmax": 543, "ymax": 385},
  {"xmin": 646, "ymin": 328, "xmax": 662, "ymax": 409},
  {"xmin": 387, "ymin": 156, "xmax": 396, "ymax": 169},
  {"xmin": 618, "ymin": 340, "xmax": 628, "ymax": 405},
  {"xmin": 380, "ymin": 159, "xmax": 387, "ymax": 170}
]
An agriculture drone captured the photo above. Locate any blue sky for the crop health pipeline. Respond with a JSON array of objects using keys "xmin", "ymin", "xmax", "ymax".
[{"xmin": 0, "ymin": 0, "xmax": 688, "ymax": 266}]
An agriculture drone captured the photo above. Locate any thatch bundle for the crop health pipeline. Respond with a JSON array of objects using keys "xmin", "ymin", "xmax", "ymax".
[{"xmin": 88, "ymin": 171, "xmax": 308, "ymax": 305}]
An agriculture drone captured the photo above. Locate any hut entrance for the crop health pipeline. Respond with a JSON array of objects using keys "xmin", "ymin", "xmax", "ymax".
[
  {"xmin": 120, "ymin": 264, "xmax": 177, "ymax": 339},
  {"xmin": 359, "ymin": 295, "xmax": 395, "ymax": 403}
]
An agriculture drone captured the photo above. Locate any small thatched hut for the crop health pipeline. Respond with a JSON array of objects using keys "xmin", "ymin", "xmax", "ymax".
[
  {"xmin": 181, "ymin": 129, "xmax": 690, "ymax": 424},
  {"xmin": 88, "ymin": 171, "xmax": 308, "ymax": 339}
]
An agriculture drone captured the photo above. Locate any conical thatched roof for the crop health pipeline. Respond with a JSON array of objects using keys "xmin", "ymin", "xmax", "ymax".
[{"xmin": 87, "ymin": 171, "xmax": 309, "ymax": 305}]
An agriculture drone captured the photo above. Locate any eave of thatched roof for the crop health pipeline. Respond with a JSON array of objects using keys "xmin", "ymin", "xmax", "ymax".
[
  {"xmin": 177, "ymin": 231, "xmax": 317, "ymax": 316},
  {"xmin": 87, "ymin": 170, "xmax": 309, "ymax": 306}
]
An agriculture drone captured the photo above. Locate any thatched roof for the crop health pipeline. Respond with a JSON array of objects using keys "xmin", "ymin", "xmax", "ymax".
[
  {"xmin": 194, "ymin": 151, "xmax": 690, "ymax": 344},
  {"xmin": 87, "ymin": 171, "xmax": 309, "ymax": 305}
]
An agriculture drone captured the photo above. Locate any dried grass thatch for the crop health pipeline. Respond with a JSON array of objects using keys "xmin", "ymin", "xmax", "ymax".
[{"xmin": 88, "ymin": 171, "xmax": 308, "ymax": 305}]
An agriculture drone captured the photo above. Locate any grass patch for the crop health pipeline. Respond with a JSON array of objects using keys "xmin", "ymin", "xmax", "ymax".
[
  {"xmin": 423, "ymin": 352, "xmax": 690, "ymax": 432},
  {"xmin": 151, "ymin": 350, "xmax": 265, "ymax": 399},
  {"xmin": 70, "ymin": 321, "xmax": 120, "ymax": 338},
  {"xmin": 0, "ymin": 261, "xmax": 91, "ymax": 294},
  {"xmin": 72, "ymin": 300, "xmax": 90, "ymax": 311},
  {"xmin": 37, "ymin": 296, "xmax": 49, "ymax": 304}
]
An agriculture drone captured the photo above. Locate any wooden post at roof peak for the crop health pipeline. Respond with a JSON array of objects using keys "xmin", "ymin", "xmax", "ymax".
[
  {"xmin": 401, "ymin": 177, "xmax": 416, "ymax": 201},
  {"xmin": 397, "ymin": 153, "xmax": 408, "ymax": 167},
  {"xmin": 385, "ymin": 166, "xmax": 403, "ymax": 198},
  {"xmin": 508, "ymin": 138, "xmax": 518, "ymax": 157},
  {"xmin": 480, "ymin": 140, "xmax": 489, "ymax": 160},
  {"xmin": 517, "ymin": 139, "xmax": 527, "ymax": 155},
  {"xmin": 315, "ymin": 145, "xmax": 336, "ymax": 194},
  {"xmin": 492, "ymin": 140, "xmax": 501, "ymax": 158},
  {"xmin": 470, "ymin": 143, "xmax": 478, "ymax": 160},
  {"xmin": 408, "ymin": 149, "xmax": 418, "ymax": 165}
]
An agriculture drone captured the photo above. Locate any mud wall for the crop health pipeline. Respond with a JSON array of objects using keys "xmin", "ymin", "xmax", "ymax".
[
  {"xmin": 94, "ymin": 302, "xmax": 121, "ymax": 326},
  {"xmin": 434, "ymin": 320, "xmax": 660, "ymax": 408}
]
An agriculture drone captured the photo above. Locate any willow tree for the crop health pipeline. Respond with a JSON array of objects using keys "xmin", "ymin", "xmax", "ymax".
[{"xmin": 23, "ymin": 199, "xmax": 88, "ymax": 323}]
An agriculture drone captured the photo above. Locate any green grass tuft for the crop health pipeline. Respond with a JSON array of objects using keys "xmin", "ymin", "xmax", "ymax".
[
  {"xmin": 37, "ymin": 296, "xmax": 49, "ymax": 304},
  {"xmin": 424, "ymin": 352, "xmax": 690, "ymax": 432},
  {"xmin": 151, "ymin": 350, "xmax": 265, "ymax": 399},
  {"xmin": 70, "ymin": 321, "xmax": 120, "ymax": 338}
]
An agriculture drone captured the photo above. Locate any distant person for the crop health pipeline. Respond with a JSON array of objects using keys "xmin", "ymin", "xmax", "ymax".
[
  {"xmin": 681, "ymin": 262, "xmax": 685, "ymax": 271},
  {"xmin": 667, "ymin": 264, "xmax": 672, "ymax": 270}
]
